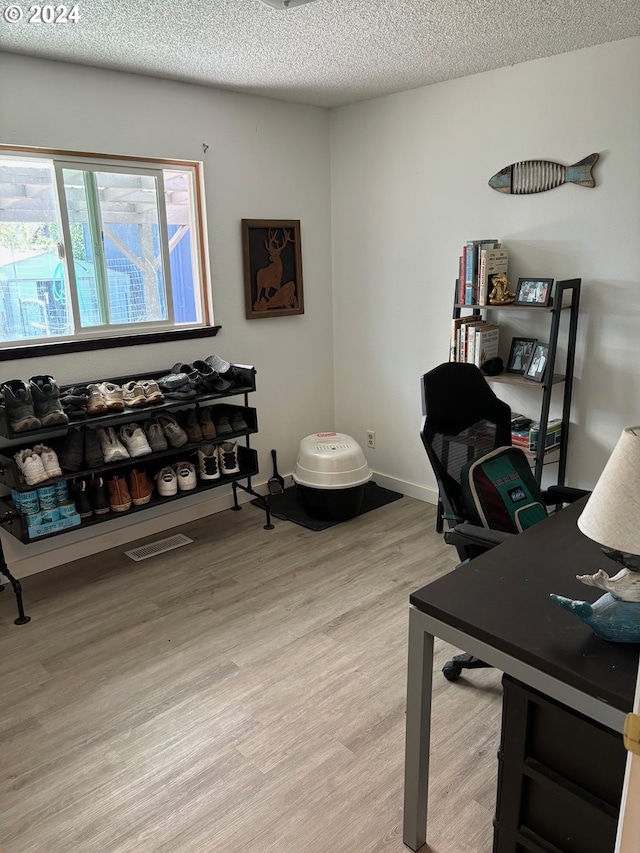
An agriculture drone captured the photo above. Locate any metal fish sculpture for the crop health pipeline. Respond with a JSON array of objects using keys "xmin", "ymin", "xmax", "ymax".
[{"xmin": 489, "ymin": 153, "xmax": 599, "ymax": 194}]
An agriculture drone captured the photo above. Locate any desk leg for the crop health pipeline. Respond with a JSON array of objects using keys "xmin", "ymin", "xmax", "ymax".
[{"xmin": 403, "ymin": 606, "xmax": 434, "ymax": 851}]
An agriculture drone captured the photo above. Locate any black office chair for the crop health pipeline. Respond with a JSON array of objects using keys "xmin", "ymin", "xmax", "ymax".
[{"xmin": 420, "ymin": 362, "xmax": 586, "ymax": 681}]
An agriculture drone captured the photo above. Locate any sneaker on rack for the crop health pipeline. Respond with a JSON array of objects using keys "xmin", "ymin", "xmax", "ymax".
[
  {"xmin": 97, "ymin": 426, "xmax": 130, "ymax": 463},
  {"xmin": 14, "ymin": 448, "xmax": 49, "ymax": 486},
  {"xmin": 59, "ymin": 385, "xmax": 90, "ymax": 421},
  {"xmin": 119, "ymin": 423, "xmax": 152, "ymax": 458},
  {"xmin": 144, "ymin": 418, "xmax": 168, "ymax": 452},
  {"xmin": 197, "ymin": 443, "xmax": 220, "ymax": 481},
  {"xmin": 192, "ymin": 359, "xmax": 230, "ymax": 393},
  {"xmin": 33, "ymin": 444, "xmax": 62, "ymax": 479},
  {"xmin": 156, "ymin": 414, "xmax": 188, "ymax": 448},
  {"xmin": 122, "ymin": 380, "xmax": 147, "ymax": 409},
  {"xmin": 86, "ymin": 384, "xmax": 109, "ymax": 416},
  {"xmin": 154, "ymin": 466, "xmax": 178, "ymax": 497},
  {"xmin": 138, "ymin": 379, "xmax": 165, "ymax": 403},
  {"xmin": 184, "ymin": 409, "xmax": 203, "ymax": 443},
  {"xmin": 57, "ymin": 427, "xmax": 84, "ymax": 472},
  {"xmin": 198, "ymin": 408, "xmax": 217, "ymax": 440},
  {"xmin": 1, "ymin": 380, "xmax": 41, "ymax": 432},
  {"xmin": 157, "ymin": 371, "xmax": 191, "ymax": 391},
  {"xmin": 29, "ymin": 375, "xmax": 69, "ymax": 427},
  {"xmin": 230, "ymin": 411, "xmax": 248, "ymax": 432},
  {"xmin": 128, "ymin": 469, "xmax": 154, "ymax": 505},
  {"xmin": 107, "ymin": 475, "xmax": 132, "ymax": 512},
  {"xmin": 173, "ymin": 460, "xmax": 197, "ymax": 491},
  {"xmin": 88, "ymin": 477, "xmax": 111, "ymax": 515},
  {"xmin": 214, "ymin": 415, "xmax": 233, "ymax": 436},
  {"xmin": 69, "ymin": 479, "xmax": 93, "ymax": 519},
  {"xmin": 97, "ymin": 382, "xmax": 125, "ymax": 412},
  {"xmin": 83, "ymin": 428, "xmax": 104, "ymax": 468},
  {"xmin": 218, "ymin": 441, "xmax": 240, "ymax": 476}
]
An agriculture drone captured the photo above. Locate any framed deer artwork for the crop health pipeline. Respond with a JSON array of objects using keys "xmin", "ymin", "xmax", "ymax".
[{"xmin": 241, "ymin": 219, "xmax": 304, "ymax": 319}]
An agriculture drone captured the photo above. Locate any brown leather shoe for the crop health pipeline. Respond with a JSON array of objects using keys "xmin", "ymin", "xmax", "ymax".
[
  {"xmin": 128, "ymin": 469, "xmax": 153, "ymax": 505},
  {"xmin": 199, "ymin": 408, "xmax": 217, "ymax": 440},
  {"xmin": 107, "ymin": 475, "xmax": 132, "ymax": 511},
  {"xmin": 184, "ymin": 409, "xmax": 203, "ymax": 443}
]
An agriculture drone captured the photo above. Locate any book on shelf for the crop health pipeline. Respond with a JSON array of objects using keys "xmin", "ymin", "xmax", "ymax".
[
  {"xmin": 450, "ymin": 315, "xmax": 482, "ymax": 362},
  {"xmin": 458, "ymin": 254, "xmax": 466, "ymax": 304},
  {"xmin": 464, "ymin": 239, "xmax": 500, "ymax": 305},
  {"xmin": 510, "ymin": 419, "xmax": 563, "ymax": 452},
  {"xmin": 529, "ymin": 418, "xmax": 563, "ymax": 451},
  {"xmin": 511, "ymin": 429, "xmax": 530, "ymax": 448},
  {"xmin": 478, "ymin": 247, "xmax": 509, "ymax": 306},
  {"xmin": 472, "ymin": 324, "xmax": 500, "ymax": 368}
]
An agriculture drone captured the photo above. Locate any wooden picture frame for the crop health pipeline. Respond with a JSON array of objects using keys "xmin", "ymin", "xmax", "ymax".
[
  {"xmin": 514, "ymin": 278, "xmax": 553, "ymax": 307},
  {"xmin": 524, "ymin": 341, "xmax": 550, "ymax": 383},
  {"xmin": 241, "ymin": 219, "xmax": 304, "ymax": 319},
  {"xmin": 507, "ymin": 337, "xmax": 537, "ymax": 374}
]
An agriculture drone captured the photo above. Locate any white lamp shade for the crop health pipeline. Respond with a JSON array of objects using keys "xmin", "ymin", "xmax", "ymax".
[{"xmin": 577, "ymin": 426, "xmax": 640, "ymax": 554}]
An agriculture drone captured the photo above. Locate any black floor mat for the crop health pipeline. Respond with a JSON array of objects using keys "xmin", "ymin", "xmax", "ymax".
[{"xmin": 252, "ymin": 481, "xmax": 403, "ymax": 531}]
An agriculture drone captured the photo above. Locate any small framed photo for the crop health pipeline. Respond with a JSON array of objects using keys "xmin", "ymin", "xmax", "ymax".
[
  {"xmin": 507, "ymin": 337, "xmax": 537, "ymax": 374},
  {"xmin": 524, "ymin": 341, "xmax": 550, "ymax": 383},
  {"xmin": 514, "ymin": 278, "xmax": 553, "ymax": 307}
]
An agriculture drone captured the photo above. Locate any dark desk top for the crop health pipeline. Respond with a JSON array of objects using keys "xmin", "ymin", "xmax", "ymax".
[{"xmin": 411, "ymin": 499, "xmax": 639, "ymax": 712}]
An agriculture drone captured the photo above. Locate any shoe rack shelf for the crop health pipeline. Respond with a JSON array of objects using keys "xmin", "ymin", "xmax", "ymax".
[
  {"xmin": 0, "ymin": 364, "xmax": 270, "ymax": 624},
  {"xmin": 0, "ymin": 411, "xmax": 258, "ymax": 492},
  {"xmin": 0, "ymin": 446, "xmax": 259, "ymax": 544},
  {"xmin": 0, "ymin": 365, "xmax": 258, "ymax": 441}
]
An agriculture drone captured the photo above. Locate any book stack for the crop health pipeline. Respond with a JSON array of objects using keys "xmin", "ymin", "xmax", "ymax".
[
  {"xmin": 457, "ymin": 239, "xmax": 509, "ymax": 306},
  {"xmin": 510, "ymin": 419, "xmax": 563, "ymax": 452},
  {"xmin": 450, "ymin": 316, "xmax": 499, "ymax": 367},
  {"xmin": 529, "ymin": 418, "xmax": 563, "ymax": 452}
]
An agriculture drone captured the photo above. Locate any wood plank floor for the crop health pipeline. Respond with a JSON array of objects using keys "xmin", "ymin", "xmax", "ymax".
[{"xmin": 0, "ymin": 496, "xmax": 503, "ymax": 853}]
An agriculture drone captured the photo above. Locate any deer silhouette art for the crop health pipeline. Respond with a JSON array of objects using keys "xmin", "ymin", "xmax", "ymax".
[{"xmin": 254, "ymin": 228, "xmax": 298, "ymax": 312}]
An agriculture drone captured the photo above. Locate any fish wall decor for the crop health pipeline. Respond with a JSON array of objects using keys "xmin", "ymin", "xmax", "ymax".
[{"xmin": 489, "ymin": 153, "xmax": 599, "ymax": 194}]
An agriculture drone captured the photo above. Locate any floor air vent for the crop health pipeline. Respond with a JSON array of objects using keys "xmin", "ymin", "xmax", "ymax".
[{"xmin": 125, "ymin": 534, "xmax": 193, "ymax": 562}]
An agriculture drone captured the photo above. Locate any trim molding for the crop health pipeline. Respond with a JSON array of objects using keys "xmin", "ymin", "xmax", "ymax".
[{"xmin": 0, "ymin": 325, "xmax": 221, "ymax": 361}]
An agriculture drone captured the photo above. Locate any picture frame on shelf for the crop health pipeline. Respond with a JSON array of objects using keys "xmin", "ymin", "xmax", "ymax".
[
  {"xmin": 514, "ymin": 278, "xmax": 553, "ymax": 307},
  {"xmin": 507, "ymin": 337, "xmax": 537, "ymax": 374},
  {"xmin": 241, "ymin": 219, "xmax": 304, "ymax": 319},
  {"xmin": 524, "ymin": 341, "xmax": 550, "ymax": 383}
]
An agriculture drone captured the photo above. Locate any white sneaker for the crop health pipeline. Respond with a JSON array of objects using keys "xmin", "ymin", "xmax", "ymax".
[
  {"xmin": 155, "ymin": 466, "xmax": 178, "ymax": 496},
  {"xmin": 173, "ymin": 461, "xmax": 197, "ymax": 491},
  {"xmin": 97, "ymin": 427, "xmax": 130, "ymax": 463},
  {"xmin": 197, "ymin": 444, "xmax": 220, "ymax": 480},
  {"xmin": 122, "ymin": 381, "xmax": 147, "ymax": 408},
  {"xmin": 14, "ymin": 448, "xmax": 48, "ymax": 485},
  {"xmin": 33, "ymin": 444, "xmax": 62, "ymax": 478},
  {"xmin": 119, "ymin": 423, "xmax": 152, "ymax": 457},
  {"xmin": 218, "ymin": 441, "xmax": 240, "ymax": 475}
]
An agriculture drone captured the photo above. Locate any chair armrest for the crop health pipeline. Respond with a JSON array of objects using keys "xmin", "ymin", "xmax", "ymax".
[
  {"xmin": 541, "ymin": 486, "xmax": 590, "ymax": 505},
  {"xmin": 444, "ymin": 522, "xmax": 512, "ymax": 551}
]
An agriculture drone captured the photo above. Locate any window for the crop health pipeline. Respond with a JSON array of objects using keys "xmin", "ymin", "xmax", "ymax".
[{"xmin": 0, "ymin": 147, "xmax": 212, "ymax": 352}]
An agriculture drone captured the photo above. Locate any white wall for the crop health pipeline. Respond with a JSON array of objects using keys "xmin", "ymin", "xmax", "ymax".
[
  {"xmin": 330, "ymin": 38, "xmax": 640, "ymax": 502},
  {"xmin": 2, "ymin": 39, "xmax": 639, "ymax": 577},
  {"xmin": 0, "ymin": 54, "xmax": 335, "ymax": 575}
]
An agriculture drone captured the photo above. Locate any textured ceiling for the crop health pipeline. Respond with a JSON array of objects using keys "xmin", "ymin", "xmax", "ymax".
[{"xmin": 1, "ymin": 0, "xmax": 638, "ymax": 108}]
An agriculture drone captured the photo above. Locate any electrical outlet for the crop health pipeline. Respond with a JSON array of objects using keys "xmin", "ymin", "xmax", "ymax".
[{"xmin": 367, "ymin": 430, "xmax": 376, "ymax": 449}]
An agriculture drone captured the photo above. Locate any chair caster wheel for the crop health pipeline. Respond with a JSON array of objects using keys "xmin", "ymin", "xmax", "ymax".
[{"xmin": 442, "ymin": 663, "xmax": 461, "ymax": 682}]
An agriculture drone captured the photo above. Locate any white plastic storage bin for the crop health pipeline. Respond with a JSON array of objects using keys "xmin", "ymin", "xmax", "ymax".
[{"xmin": 293, "ymin": 432, "xmax": 371, "ymax": 521}]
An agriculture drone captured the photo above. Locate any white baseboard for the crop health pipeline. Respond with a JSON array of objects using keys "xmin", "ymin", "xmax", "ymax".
[
  {"xmin": 369, "ymin": 472, "xmax": 438, "ymax": 505},
  {"xmin": 1, "ymin": 472, "xmax": 437, "ymax": 580}
]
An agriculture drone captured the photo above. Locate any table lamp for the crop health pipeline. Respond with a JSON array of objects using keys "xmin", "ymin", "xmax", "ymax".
[{"xmin": 550, "ymin": 425, "xmax": 640, "ymax": 642}]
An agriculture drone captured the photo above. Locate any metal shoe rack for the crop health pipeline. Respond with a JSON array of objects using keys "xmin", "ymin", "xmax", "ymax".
[{"xmin": 0, "ymin": 364, "xmax": 271, "ymax": 625}]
